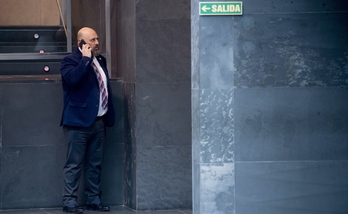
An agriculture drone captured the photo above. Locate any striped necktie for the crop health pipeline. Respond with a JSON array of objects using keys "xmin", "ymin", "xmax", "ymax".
[{"xmin": 91, "ymin": 62, "xmax": 108, "ymax": 110}]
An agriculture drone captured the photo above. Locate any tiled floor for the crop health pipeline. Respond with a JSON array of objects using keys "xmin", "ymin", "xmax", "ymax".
[{"xmin": 0, "ymin": 206, "xmax": 192, "ymax": 214}]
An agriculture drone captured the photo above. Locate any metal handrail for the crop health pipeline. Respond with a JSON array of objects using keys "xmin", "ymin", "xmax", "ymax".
[{"xmin": 56, "ymin": 0, "xmax": 68, "ymax": 39}]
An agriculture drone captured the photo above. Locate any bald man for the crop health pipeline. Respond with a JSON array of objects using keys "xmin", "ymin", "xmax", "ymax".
[{"xmin": 60, "ymin": 27, "xmax": 115, "ymax": 213}]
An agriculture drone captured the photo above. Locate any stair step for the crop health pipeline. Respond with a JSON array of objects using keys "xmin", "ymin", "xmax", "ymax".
[
  {"xmin": 0, "ymin": 26, "xmax": 66, "ymax": 43},
  {"xmin": 0, "ymin": 42, "xmax": 67, "ymax": 53},
  {"xmin": 0, "ymin": 61, "xmax": 61, "ymax": 75}
]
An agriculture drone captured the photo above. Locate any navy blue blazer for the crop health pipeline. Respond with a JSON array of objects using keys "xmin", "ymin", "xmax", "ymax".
[{"xmin": 60, "ymin": 48, "xmax": 115, "ymax": 127}]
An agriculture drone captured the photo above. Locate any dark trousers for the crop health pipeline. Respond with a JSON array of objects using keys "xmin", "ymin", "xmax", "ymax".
[{"xmin": 62, "ymin": 117, "xmax": 105, "ymax": 206}]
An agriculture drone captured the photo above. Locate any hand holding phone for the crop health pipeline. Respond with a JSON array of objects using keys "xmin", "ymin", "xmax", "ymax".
[
  {"xmin": 79, "ymin": 39, "xmax": 86, "ymax": 49},
  {"xmin": 79, "ymin": 39, "xmax": 92, "ymax": 58}
]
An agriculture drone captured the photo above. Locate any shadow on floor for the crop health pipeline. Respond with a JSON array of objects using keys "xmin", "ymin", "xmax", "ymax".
[{"xmin": 0, "ymin": 206, "xmax": 192, "ymax": 214}]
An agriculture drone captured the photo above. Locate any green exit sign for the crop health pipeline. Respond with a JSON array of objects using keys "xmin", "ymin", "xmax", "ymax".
[{"xmin": 200, "ymin": 1, "xmax": 243, "ymax": 15}]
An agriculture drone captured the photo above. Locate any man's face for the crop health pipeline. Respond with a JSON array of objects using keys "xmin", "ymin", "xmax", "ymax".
[{"xmin": 84, "ymin": 30, "xmax": 100, "ymax": 56}]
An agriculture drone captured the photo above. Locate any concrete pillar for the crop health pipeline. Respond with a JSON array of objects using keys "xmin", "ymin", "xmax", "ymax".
[
  {"xmin": 118, "ymin": 0, "xmax": 192, "ymax": 210},
  {"xmin": 191, "ymin": 0, "xmax": 235, "ymax": 213}
]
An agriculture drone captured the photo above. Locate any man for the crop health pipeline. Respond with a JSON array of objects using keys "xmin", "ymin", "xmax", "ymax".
[{"xmin": 60, "ymin": 27, "xmax": 115, "ymax": 213}]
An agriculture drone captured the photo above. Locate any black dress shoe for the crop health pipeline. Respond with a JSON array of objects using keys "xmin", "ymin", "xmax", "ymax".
[
  {"xmin": 63, "ymin": 205, "xmax": 84, "ymax": 213},
  {"xmin": 86, "ymin": 203, "xmax": 110, "ymax": 211}
]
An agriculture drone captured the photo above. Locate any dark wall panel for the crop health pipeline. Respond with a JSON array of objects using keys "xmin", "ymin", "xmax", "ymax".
[
  {"xmin": 136, "ymin": 18, "xmax": 191, "ymax": 83},
  {"xmin": 235, "ymin": 87, "xmax": 348, "ymax": 161},
  {"xmin": 236, "ymin": 162, "xmax": 348, "ymax": 214},
  {"xmin": 0, "ymin": 80, "xmax": 124, "ymax": 209},
  {"xmin": 119, "ymin": 0, "xmax": 192, "ymax": 210},
  {"xmin": 2, "ymin": 83, "xmax": 64, "ymax": 146},
  {"xmin": 135, "ymin": 82, "xmax": 191, "ymax": 209},
  {"xmin": 234, "ymin": 13, "xmax": 348, "ymax": 88}
]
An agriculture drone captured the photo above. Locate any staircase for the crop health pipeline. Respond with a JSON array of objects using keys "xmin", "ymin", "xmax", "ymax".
[{"xmin": 0, "ymin": 26, "xmax": 68, "ymax": 75}]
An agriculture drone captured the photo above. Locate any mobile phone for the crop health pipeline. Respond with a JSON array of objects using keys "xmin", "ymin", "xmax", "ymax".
[{"xmin": 79, "ymin": 39, "xmax": 86, "ymax": 49}]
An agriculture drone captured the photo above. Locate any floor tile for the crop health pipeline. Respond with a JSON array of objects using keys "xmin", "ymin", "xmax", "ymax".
[{"xmin": 0, "ymin": 206, "xmax": 192, "ymax": 214}]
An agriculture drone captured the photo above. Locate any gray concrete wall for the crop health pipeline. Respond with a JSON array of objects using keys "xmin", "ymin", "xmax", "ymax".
[
  {"xmin": 0, "ymin": 79, "xmax": 124, "ymax": 209},
  {"xmin": 117, "ymin": 0, "xmax": 192, "ymax": 210},
  {"xmin": 192, "ymin": 0, "xmax": 348, "ymax": 213}
]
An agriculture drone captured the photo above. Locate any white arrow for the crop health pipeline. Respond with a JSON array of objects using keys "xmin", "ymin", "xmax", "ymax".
[{"xmin": 202, "ymin": 5, "xmax": 211, "ymax": 12}]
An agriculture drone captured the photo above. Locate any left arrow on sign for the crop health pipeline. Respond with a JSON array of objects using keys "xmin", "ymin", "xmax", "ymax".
[{"xmin": 202, "ymin": 5, "xmax": 211, "ymax": 12}]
